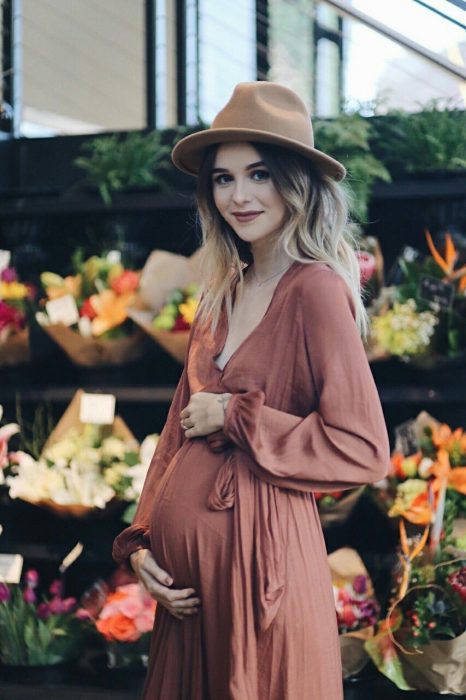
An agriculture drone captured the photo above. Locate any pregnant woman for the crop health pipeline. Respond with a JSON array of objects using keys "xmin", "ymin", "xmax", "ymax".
[{"xmin": 113, "ymin": 81, "xmax": 390, "ymax": 699}]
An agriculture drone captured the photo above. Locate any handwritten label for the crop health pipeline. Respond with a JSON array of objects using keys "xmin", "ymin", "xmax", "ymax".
[
  {"xmin": 419, "ymin": 275, "xmax": 454, "ymax": 310},
  {"xmin": 0, "ymin": 554, "xmax": 23, "ymax": 583},
  {"xmin": 45, "ymin": 294, "xmax": 80, "ymax": 326},
  {"xmin": 395, "ymin": 419, "xmax": 419, "ymax": 457},
  {"xmin": 80, "ymin": 393, "xmax": 116, "ymax": 425}
]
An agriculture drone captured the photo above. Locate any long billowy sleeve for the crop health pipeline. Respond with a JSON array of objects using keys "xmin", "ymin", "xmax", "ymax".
[
  {"xmin": 112, "ymin": 366, "xmax": 190, "ymax": 567},
  {"xmin": 223, "ymin": 268, "xmax": 390, "ymax": 491}
]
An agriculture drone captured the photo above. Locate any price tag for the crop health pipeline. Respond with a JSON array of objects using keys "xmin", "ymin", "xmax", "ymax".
[
  {"xmin": 0, "ymin": 250, "xmax": 11, "ymax": 273},
  {"xmin": 395, "ymin": 419, "xmax": 419, "ymax": 457},
  {"xmin": 419, "ymin": 275, "xmax": 454, "ymax": 310},
  {"xmin": 0, "ymin": 554, "xmax": 23, "ymax": 583},
  {"xmin": 80, "ymin": 393, "xmax": 116, "ymax": 425},
  {"xmin": 45, "ymin": 294, "xmax": 80, "ymax": 326}
]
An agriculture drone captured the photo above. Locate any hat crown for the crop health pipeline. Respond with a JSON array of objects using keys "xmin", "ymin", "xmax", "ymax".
[{"xmin": 212, "ymin": 82, "xmax": 315, "ymax": 148}]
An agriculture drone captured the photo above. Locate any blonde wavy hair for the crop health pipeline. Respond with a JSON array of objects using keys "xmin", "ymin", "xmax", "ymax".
[{"xmin": 194, "ymin": 142, "xmax": 369, "ymax": 338}]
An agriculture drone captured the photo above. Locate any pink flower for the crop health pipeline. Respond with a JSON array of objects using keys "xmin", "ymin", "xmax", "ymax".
[
  {"xmin": 49, "ymin": 579, "xmax": 63, "ymax": 598},
  {"xmin": 37, "ymin": 602, "xmax": 52, "ymax": 620},
  {"xmin": 340, "ymin": 603, "xmax": 357, "ymax": 628},
  {"xmin": 0, "ymin": 583, "xmax": 10, "ymax": 602},
  {"xmin": 25, "ymin": 569, "xmax": 39, "ymax": 588},
  {"xmin": 0, "ymin": 267, "xmax": 18, "ymax": 283},
  {"xmin": 353, "ymin": 575, "xmax": 367, "ymax": 595},
  {"xmin": 76, "ymin": 608, "xmax": 93, "ymax": 621},
  {"xmin": 356, "ymin": 251, "xmax": 376, "ymax": 287},
  {"xmin": 23, "ymin": 587, "xmax": 37, "ymax": 604}
]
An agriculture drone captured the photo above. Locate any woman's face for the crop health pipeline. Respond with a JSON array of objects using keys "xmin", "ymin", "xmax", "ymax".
[{"xmin": 211, "ymin": 142, "xmax": 286, "ymax": 246}]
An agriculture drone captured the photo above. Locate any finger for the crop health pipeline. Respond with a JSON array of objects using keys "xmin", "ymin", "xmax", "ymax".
[
  {"xmin": 171, "ymin": 596, "xmax": 201, "ymax": 609},
  {"xmin": 167, "ymin": 587, "xmax": 198, "ymax": 601},
  {"xmin": 144, "ymin": 557, "xmax": 173, "ymax": 587}
]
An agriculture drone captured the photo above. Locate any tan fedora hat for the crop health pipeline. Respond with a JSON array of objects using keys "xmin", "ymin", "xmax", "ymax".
[{"xmin": 172, "ymin": 81, "xmax": 346, "ymax": 181}]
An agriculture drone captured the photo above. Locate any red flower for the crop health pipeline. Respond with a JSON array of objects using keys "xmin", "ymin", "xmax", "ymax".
[
  {"xmin": 0, "ymin": 301, "xmax": 24, "ymax": 332},
  {"xmin": 448, "ymin": 567, "xmax": 466, "ymax": 602},
  {"xmin": 110, "ymin": 270, "xmax": 140, "ymax": 295},
  {"xmin": 80, "ymin": 297, "xmax": 97, "ymax": 320},
  {"xmin": 173, "ymin": 314, "xmax": 191, "ymax": 331}
]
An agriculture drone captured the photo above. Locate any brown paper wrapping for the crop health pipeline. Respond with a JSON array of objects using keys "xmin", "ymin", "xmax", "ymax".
[
  {"xmin": 0, "ymin": 328, "xmax": 31, "ymax": 366},
  {"xmin": 328, "ymin": 547, "xmax": 376, "ymax": 678},
  {"xmin": 398, "ymin": 630, "xmax": 466, "ymax": 695},
  {"xmin": 23, "ymin": 389, "xmax": 138, "ymax": 518},
  {"xmin": 128, "ymin": 306, "xmax": 189, "ymax": 364},
  {"xmin": 318, "ymin": 486, "xmax": 365, "ymax": 527},
  {"xmin": 340, "ymin": 627, "xmax": 374, "ymax": 679},
  {"xmin": 41, "ymin": 323, "xmax": 148, "ymax": 366},
  {"xmin": 129, "ymin": 249, "xmax": 202, "ymax": 364}
]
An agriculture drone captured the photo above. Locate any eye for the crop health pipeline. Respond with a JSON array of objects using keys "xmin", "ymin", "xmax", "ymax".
[
  {"xmin": 251, "ymin": 169, "xmax": 270, "ymax": 182},
  {"xmin": 213, "ymin": 173, "xmax": 232, "ymax": 185}
]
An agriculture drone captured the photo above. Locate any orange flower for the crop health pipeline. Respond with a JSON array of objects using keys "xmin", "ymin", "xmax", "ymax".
[
  {"xmin": 402, "ymin": 491, "xmax": 434, "ymax": 525},
  {"xmin": 96, "ymin": 613, "xmax": 140, "ymax": 642},
  {"xmin": 424, "ymin": 229, "xmax": 466, "ymax": 283},
  {"xmin": 89, "ymin": 290, "xmax": 134, "ymax": 336},
  {"xmin": 447, "ymin": 467, "xmax": 466, "ymax": 496},
  {"xmin": 45, "ymin": 274, "xmax": 82, "ymax": 301}
]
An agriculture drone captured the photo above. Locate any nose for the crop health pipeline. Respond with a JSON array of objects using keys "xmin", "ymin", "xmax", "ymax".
[{"xmin": 231, "ymin": 177, "xmax": 252, "ymax": 205}]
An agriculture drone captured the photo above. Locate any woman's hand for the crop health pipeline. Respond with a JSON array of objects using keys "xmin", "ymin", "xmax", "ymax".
[
  {"xmin": 130, "ymin": 549, "xmax": 201, "ymax": 621},
  {"xmin": 180, "ymin": 392, "xmax": 231, "ymax": 438}
]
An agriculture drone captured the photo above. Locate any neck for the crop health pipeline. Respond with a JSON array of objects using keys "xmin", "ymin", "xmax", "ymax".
[{"xmin": 249, "ymin": 237, "xmax": 292, "ymax": 283}]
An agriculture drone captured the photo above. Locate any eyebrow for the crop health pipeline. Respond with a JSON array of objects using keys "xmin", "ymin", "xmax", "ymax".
[{"xmin": 211, "ymin": 160, "xmax": 266, "ymax": 174}]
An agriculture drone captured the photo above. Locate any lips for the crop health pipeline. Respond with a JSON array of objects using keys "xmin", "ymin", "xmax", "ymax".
[{"xmin": 232, "ymin": 211, "xmax": 263, "ymax": 223}]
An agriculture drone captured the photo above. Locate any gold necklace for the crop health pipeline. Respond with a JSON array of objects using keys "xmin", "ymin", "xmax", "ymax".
[{"xmin": 252, "ymin": 263, "xmax": 291, "ymax": 287}]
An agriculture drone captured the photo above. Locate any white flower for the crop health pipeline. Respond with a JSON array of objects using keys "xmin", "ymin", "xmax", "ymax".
[
  {"xmin": 418, "ymin": 457, "xmax": 434, "ymax": 479},
  {"xmin": 101, "ymin": 436, "xmax": 127, "ymax": 461},
  {"xmin": 139, "ymin": 434, "xmax": 159, "ymax": 466},
  {"xmin": 44, "ymin": 438, "xmax": 78, "ymax": 464}
]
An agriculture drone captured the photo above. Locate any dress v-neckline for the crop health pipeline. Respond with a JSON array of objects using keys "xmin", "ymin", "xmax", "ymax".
[{"xmin": 213, "ymin": 261, "xmax": 299, "ymax": 374}]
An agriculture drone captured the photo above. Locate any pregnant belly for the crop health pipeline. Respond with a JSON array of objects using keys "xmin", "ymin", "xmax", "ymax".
[{"xmin": 149, "ymin": 439, "xmax": 234, "ymax": 589}]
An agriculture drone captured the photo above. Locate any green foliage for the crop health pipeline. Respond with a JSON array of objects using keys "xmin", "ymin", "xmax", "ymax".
[
  {"xmin": 0, "ymin": 588, "xmax": 86, "ymax": 666},
  {"xmin": 74, "ymin": 130, "xmax": 173, "ymax": 204},
  {"xmin": 370, "ymin": 100, "xmax": 466, "ymax": 176},
  {"xmin": 314, "ymin": 113, "xmax": 391, "ymax": 223}
]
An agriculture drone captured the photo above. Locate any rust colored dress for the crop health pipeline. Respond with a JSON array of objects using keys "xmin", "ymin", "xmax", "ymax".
[{"xmin": 113, "ymin": 261, "xmax": 390, "ymax": 700}]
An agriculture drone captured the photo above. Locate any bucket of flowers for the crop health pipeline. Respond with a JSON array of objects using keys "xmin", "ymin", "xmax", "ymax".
[
  {"xmin": 329, "ymin": 548, "xmax": 380, "ymax": 679},
  {"xmin": 0, "ymin": 568, "xmax": 89, "ymax": 680},
  {"xmin": 36, "ymin": 250, "xmax": 148, "ymax": 366},
  {"xmin": 368, "ymin": 230, "xmax": 466, "ymax": 373},
  {"xmin": 5, "ymin": 390, "xmax": 159, "ymax": 518},
  {"xmin": 128, "ymin": 249, "xmax": 202, "ymax": 364},
  {"xmin": 78, "ymin": 570, "xmax": 156, "ymax": 677},
  {"xmin": 0, "ymin": 265, "xmax": 36, "ymax": 366},
  {"xmin": 365, "ymin": 515, "xmax": 466, "ymax": 694}
]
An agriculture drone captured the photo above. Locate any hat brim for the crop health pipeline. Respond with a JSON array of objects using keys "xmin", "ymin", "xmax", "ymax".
[{"xmin": 172, "ymin": 127, "xmax": 346, "ymax": 181}]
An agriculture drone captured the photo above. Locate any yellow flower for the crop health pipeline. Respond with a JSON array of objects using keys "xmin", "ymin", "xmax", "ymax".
[
  {"xmin": 179, "ymin": 297, "xmax": 198, "ymax": 325},
  {"xmin": 0, "ymin": 281, "xmax": 29, "ymax": 300}
]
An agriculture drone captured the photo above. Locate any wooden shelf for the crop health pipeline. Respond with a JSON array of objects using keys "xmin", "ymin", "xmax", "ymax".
[{"xmin": 0, "ymin": 190, "xmax": 196, "ymax": 218}]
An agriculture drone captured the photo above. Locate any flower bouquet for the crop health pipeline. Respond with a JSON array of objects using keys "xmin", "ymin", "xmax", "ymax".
[
  {"xmin": 36, "ymin": 250, "xmax": 147, "ymax": 366},
  {"xmin": 371, "ymin": 411, "xmax": 466, "ymax": 529},
  {"xmin": 328, "ymin": 548, "xmax": 380, "ymax": 678},
  {"xmin": 129, "ymin": 249, "xmax": 202, "ymax": 364},
  {"xmin": 365, "ymin": 517, "xmax": 466, "ymax": 694},
  {"xmin": 368, "ymin": 230, "xmax": 466, "ymax": 370},
  {"xmin": 357, "ymin": 235, "xmax": 384, "ymax": 307},
  {"xmin": 79, "ymin": 577, "xmax": 156, "ymax": 671},
  {"xmin": 0, "ymin": 265, "xmax": 36, "ymax": 366},
  {"xmin": 0, "ymin": 404, "xmax": 22, "ymax": 488},
  {"xmin": 0, "ymin": 569, "xmax": 88, "ymax": 669},
  {"xmin": 315, "ymin": 487, "xmax": 365, "ymax": 528},
  {"xmin": 5, "ymin": 390, "xmax": 158, "ymax": 517}
]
